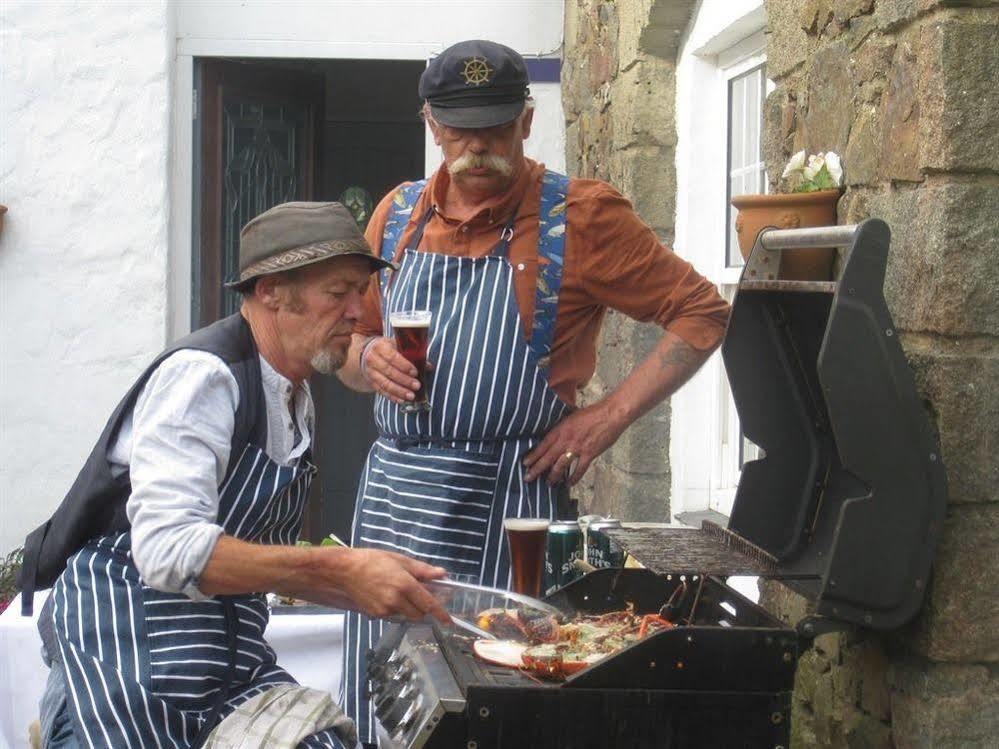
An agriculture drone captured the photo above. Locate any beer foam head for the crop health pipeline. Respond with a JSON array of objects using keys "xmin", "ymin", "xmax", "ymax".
[
  {"xmin": 503, "ymin": 518, "xmax": 551, "ymax": 532},
  {"xmin": 390, "ymin": 310, "xmax": 432, "ymax": 328}
]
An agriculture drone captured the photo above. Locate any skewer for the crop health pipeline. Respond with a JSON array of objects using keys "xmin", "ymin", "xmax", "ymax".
[{"xmin": 684, "ymin": 575, "xmax": 706, "ymax": 626}]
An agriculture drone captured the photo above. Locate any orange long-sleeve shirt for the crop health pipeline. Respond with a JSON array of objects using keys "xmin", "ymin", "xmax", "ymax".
[{"xmin": 357, "ymin": 159, "xmax": 730, "ymax": 405}]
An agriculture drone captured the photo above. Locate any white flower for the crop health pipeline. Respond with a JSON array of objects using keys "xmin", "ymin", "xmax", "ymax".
[
  {"xmin": 781, "ymin": 150, "xmax": 807, "ymax": 179},
  {"xmin": 825, "ymin": 151, "xmax": 843, "ymax": 186},
  {"xmin": 803, "ymin": 153, "xmax": 825, "ymax": 181}
]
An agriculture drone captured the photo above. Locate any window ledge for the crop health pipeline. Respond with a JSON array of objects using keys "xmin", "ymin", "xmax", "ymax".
[{"xmin": 675, "ymin": 509, "xmax": 730, "ymax": 529}]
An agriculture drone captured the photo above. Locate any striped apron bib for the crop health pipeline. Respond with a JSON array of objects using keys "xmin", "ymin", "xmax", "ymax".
[
  {"xmin": 343, "ymin": 172, "xmax": 571, "ymax": 744},
  {"xmin": 51, "ymin": 441, "xmax": 351, "ymax": 749}
]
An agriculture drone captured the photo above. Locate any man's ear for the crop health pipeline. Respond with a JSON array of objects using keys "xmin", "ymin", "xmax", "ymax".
[
  {"xmin": 520, "ymin": 107, "xmax": 534, "ymax": 141},
  {"xmin": 428, "ymin": 118, "xmax": 443, "ymax": 147},
  {"xmin": 254, "ymin": 275, "xmax": 284, "ymax": 310}
]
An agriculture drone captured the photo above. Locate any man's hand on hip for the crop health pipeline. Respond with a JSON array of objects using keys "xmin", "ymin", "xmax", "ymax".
[
  {"xmin": 522, "ymin": 332, "xmax": 714, "ymax": 488},
  {"xmin": 522, "ymin": 402, "xmax": 628, "ymax": 486}
]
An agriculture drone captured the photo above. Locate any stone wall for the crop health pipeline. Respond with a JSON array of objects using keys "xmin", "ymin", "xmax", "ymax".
[
  {"xmin": 761, "ymin": 0, "xmax": 999, "ymax": 746},
  {"xmin": 562, "ymin": 0, "xmax": 697, "ymax": 519},
  {"xmin": 0, "ymin": 1, "xmax": 174, "ymax": 554}
]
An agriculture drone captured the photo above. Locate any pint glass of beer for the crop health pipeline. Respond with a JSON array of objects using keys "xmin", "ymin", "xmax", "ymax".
[
  {"xmin": 389, "ymin": 310, "xmax": 432, "ymax": 413},
  {"xmin": 503, "ymin": 518, "xmax": 550, "ymax": 598}
]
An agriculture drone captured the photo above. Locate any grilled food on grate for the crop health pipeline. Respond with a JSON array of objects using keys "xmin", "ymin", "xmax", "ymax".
[{"xmin": 473, "ymin": 605, "xmax": 674, "ymax": 679}]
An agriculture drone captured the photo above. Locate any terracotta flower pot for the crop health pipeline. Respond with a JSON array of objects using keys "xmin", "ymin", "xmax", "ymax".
[{"xmin": 731, "ymin": 189, "xmax": 842, "ymax": 281}]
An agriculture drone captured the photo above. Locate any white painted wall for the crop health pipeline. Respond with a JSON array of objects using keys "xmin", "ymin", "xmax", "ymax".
[
  {"xmin": 670, "ymin": 0, "xmax": 766, "ymax": 520},
  {"xmin": 1, "ymin": 0, "xmax": 565, "ymax": 554},
  {"xmin": 0, "ymin": 1, "xmax": 174, "ymax": 554},
  {"xmin": 173, "ymin": 0, "xmax": 566, "ymax": 338},
  {"xmin": 174, "ymin": 0, "xmax": 564, "ymax": 57}
]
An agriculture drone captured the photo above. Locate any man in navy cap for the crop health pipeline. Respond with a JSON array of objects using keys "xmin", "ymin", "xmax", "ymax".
[{"xmin": 336, "ymin": 39, "xmax": 730, "ymax": 745}]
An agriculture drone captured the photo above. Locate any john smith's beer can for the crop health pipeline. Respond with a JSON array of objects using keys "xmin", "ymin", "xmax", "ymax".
[
  {"xmin": 586, "ymin": 519, "xmax": 625, "ymax": 569},
  {"xmin": 543, "ymin": 521, "xmax": 583, "ymax": 595}
]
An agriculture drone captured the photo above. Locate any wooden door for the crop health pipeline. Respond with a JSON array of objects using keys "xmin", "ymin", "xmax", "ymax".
[
  {"xmin": 196, "ymin": 59, "xmax": 326, "ymax": 539},
  {"xmin": 196, "ymin": 60, "xmax": 323, "ymax": 327}
]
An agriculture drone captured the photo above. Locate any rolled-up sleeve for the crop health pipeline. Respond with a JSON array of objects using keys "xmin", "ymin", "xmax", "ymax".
[
  {"xmin": 572, "ymin": 183, "xmax": 731, "ymax": 351},
  {"xmin": 124, "ymin": 351, "xmax": 240, "ymax": 600}
]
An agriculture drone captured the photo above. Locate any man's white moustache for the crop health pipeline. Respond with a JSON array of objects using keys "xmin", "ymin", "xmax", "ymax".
[{"xmin": 449, "ymin": 154, "xmax": 513, "ymax": 176}]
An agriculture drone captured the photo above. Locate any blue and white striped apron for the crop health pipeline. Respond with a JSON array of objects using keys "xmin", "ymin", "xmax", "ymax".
[
  {"xmin": 344, "ymin": 172, "xmax": 572, "ymax": 744},
  {"xmin": 51, "ymin": 440, "xmax": 351, "ymax": 748}
]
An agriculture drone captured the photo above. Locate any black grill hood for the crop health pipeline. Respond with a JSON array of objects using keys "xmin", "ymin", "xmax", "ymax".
[{"xmin": 612, "ymin": 220, "xmax": 947, "ymax": 634}]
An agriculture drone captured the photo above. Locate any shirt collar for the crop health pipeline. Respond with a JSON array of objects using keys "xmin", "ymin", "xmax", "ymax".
[
  {"xmin": 429, "ymin": 157, "xmax": 539, "ymax": 225},
  {"xmin": 258, "ymin": 354, "xmax": 308, "ymax": 403}
]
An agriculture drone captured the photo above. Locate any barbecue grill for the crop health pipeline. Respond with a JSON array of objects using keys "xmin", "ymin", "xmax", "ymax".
[{"xmin": 367, "ymin": 220, "xmax": 947, "ymax": 748}]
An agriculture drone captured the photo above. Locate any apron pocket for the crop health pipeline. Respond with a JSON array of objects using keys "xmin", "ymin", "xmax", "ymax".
[{"xmin": 358, "ymin": 439, "xmax": 499, "ymax": 577}]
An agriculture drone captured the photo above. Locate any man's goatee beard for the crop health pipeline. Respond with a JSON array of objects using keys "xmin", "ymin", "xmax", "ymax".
[{"xmin": 311, "ymin": 349, "xmax": 346, "ymax": 375}]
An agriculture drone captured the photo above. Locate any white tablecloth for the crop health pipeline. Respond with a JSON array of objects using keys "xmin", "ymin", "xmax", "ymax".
[{"xmin": 0, "ymin": 593, "xmax": 344, "ymax": 749}]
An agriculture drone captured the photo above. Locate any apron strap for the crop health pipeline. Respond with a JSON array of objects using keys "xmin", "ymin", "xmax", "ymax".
[
  {"xmin": 405, "ymin": 205, "xmax": 435, "ymax": 253},
  {"xmin": 487, "ymin": 208, "xmax": 519, "ymax": 259},
  {"xmin": 385, "ymin": 432, "xmax": 554, "ymax": 451},
  {"xmin": 380, "ymin": 180, "xmax": 428, "ymax": 287},
  {"xmin": 405, "ymin": 203, "xmax": 519, "ymax": 258},
  {"xmin": 380, "ymin": 170, "xmax": 569, "ymax": 374},
  {"xmin": 528, "ymin": 170, "xmax": 570, "ymax": 371}
]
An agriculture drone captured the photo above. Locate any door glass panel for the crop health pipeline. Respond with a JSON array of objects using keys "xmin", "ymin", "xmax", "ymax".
[{"xmin": 221, "ymin": 100, "xmax": 307, "ymax": 316}]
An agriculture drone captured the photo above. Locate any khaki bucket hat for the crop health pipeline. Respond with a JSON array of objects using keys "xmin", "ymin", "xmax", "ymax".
[{"xmin": 228, "ymin": 201, "xmax": 395, "ymax": 289}]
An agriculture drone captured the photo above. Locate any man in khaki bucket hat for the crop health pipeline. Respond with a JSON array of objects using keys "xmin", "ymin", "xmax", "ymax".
[
  {"xmin": 25, "ymin": 202, "xmax": 446, "ymax": 749},
  {"xmin": 230, "ymin": 201, "xmax": 396, "ymax": 376},
  {"xmin": 230, "ymin": 200, "xmax": 395, "ymax": 290}
]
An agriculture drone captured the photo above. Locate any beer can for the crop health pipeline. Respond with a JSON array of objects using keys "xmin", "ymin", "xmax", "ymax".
[
  {"xmin": 543, "ymin": 521, "xmax": 583, "ymax": 595},
  {"xmin": 586, "ymin": 519, "xmax": 625, "ymax": 569}
]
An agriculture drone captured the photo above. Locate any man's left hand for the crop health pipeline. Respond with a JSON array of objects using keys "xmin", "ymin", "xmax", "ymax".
[{"xmin": 522, "ymin": 403, "xmax": 628, "ymax": 486}]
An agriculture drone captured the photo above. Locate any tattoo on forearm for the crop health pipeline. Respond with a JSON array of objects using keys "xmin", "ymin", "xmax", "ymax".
[{"xmin": 656, "ymin": 342, "xmax": 701, "ymax": 372}]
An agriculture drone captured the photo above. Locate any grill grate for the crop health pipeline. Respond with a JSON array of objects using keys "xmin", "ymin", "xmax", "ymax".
[{"xmin": 606, "ymin": 524, "xmax": 779, "ymax": 576}]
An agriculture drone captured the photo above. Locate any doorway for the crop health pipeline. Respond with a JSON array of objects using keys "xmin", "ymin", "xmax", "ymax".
[{"xmin": 193, "ymin": 57, "xmax": 425, "ymax": 542}]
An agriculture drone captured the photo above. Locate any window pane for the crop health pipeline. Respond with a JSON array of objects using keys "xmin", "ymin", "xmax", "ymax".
[
  {"xmin": 729, "ymin": 76, "xmax": 744, "ymax": 168},
  {"xmin": 726, "ymin": 64, "xmax": 766, "ymax": 269},
  {"xmin": 746, "ymin": 71, "xmax": 760, "ymax": 164}
]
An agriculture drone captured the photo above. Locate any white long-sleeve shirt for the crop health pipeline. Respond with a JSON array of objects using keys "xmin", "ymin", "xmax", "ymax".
[{"xmin": 108, "ymin": 349, "xmax": 315, "ymax": 600}]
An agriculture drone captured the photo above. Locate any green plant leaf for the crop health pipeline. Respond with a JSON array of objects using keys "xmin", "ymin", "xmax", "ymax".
[{"xmin": 812, "ymin": 164, "xmax": 836, "ymax": 190}]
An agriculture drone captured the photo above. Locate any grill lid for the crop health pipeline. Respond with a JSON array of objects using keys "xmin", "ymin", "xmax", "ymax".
[{"xmin": 620, "ymin": 221, "xmax": 947, "ymax": 632}]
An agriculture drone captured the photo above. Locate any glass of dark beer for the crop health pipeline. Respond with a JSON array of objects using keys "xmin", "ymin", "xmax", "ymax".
[
  {"xmin": 503, "ymin": 518, "xmax": 551, "ymax": 598},
  {"xmin": 390, "ymin": 310, "xmax": 432, "ymax": 413}
]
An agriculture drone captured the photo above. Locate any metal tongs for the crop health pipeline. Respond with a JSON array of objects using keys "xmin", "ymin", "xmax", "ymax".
[{"xmin": 427, "ymin": 578, "xmax": 565, "ymax": 640}]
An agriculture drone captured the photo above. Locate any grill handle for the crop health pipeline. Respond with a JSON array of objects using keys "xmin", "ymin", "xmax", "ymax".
[{"xmin": 759, "ymin": 224, "xmax": 858, "ymax": 250}]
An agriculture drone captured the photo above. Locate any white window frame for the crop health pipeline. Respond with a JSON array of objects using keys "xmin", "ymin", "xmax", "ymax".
[
  {"xmin": 718, "ymin": 39, "xmax": 769, "ymax": 286},
  {"xmin": 671, "ymin": 13, "xmax": 770, "ymax": 522},
  {"xmin": 721, "ymin": 51, "xmax": 769, "ymax": 279},
  {"xmin": 711, "ymin": 45, "xmax": 771, "ymax": 511}
]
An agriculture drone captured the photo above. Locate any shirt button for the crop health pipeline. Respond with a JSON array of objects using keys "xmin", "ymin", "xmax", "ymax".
[{"xmin": 517, "ymin": 263, "xmax": 526, "ymax": 271}]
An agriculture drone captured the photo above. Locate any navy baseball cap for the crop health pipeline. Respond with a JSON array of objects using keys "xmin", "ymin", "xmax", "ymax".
[{"xmin": 419, "ymin": 40, "xmax": 530, "ymax": 129}]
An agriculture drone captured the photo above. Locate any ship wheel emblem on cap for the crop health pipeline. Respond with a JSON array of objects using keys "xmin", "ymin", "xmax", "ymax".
[{"xmin": 460, "ymin": 56, "xmax": 493, "ymax": 86}]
